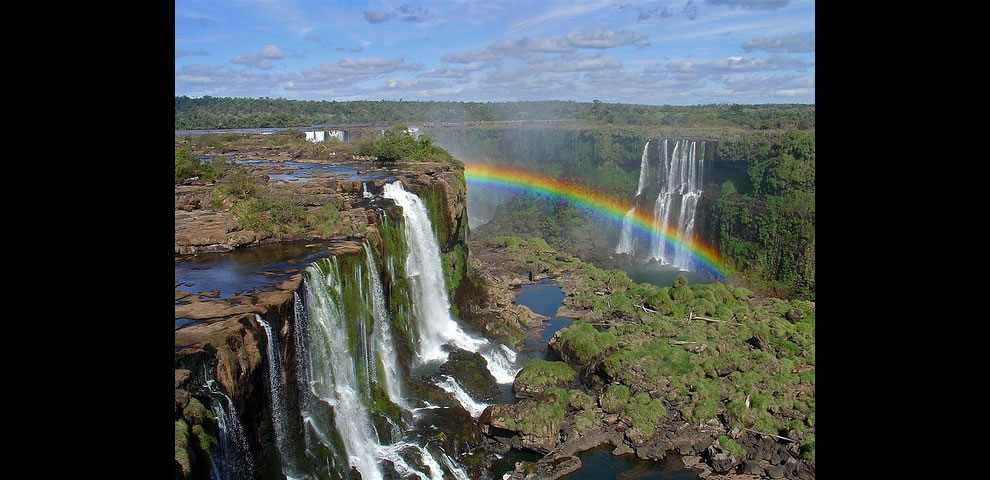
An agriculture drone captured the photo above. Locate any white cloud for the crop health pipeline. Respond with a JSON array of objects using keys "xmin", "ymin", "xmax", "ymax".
[
  {"xmin": 742, "ymin": 32, "xmax": 815, "ymax": 53},
  {"xmin": 231, "ymin": 44, "xmax": 285, "ymax": 70}
]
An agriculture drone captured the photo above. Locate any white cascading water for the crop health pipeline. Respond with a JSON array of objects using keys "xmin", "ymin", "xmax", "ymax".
[
  {"xmin": 435, "ymin": 375, "xmax": 490, "ymax": 418},
  {"xmin": 614, "ymin": 207, "xmax": 637, "ymax": 255},
  {"xmin": 255, "ymin": 314, "xmax": 293, "ymax": 476},
  {"xmin": 615, "ymin": 141, "xmax": 652, "ymax": 256},
  {"xmin": 204, "ymin": 373, "xmax": 255, "ymax": 480},
  {"xmin": 635, "ymin": 140, "xmax": 650, "ymax": 196},
  {"xmin": 300, "ymin": 260, "xmax": 384, "ymax": 480},
  {"xmin": 329, "ymin": 130, "xmax": 346, "ymax": 142},
  {"xmin": 295, "ymin": 255, "xmax": 466, "ymax": 480},
  {"xmin": 364, "ymin": 242, "xmax": 410, "ymax": 411},
  {"xmin": 383, "ymin": 181, "xmax": 520, "ymax": 385},
  {"xmin": 649, "ymin": 139, "xmax": 704, "ymax": 270}
]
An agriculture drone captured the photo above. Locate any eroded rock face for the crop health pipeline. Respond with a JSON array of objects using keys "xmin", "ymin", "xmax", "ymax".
[{"xmin": 174, "ymin": 315, "xmax": 262, "ymax": 410}]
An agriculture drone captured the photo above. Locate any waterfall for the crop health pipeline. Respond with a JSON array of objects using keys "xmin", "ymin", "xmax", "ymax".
[
  {"xmin": 204, "ymin": 374, "xmax": 255, "ymax": 480},
  {"xmin": 255, "ymin": 314, "xmax": 293, "ymax": 476},
  {"xmin": 435, "ymin": 375, "xmax": 489, "ymax": 418},
  {"xmin": 299, "ymin": 259, "xmax": 385, "ymax": 480},
  {"xmin": 635, "ymin": 140, "xmax": 650, "ymax": 196},
  {"xmin": 364, "ymin": 242, "xmax": 410, "ymax": 411},
  {"xmin": 196, "ymin": 180, "xmax": 526, "ymax": 479},
  {"xmin": 383, "ymin": 180, "xmax": 522, "ymax": 384},
  {"xmin": 615, "ymin": 141, "xmax": 652, "ymax": 256},
  {"xmin": 614, "ymin": 207, "xmax": 636, "ymax": 255},
  {"xmin": 649, "ymin": 139, "xmax": 705, "ymax": 270},
  {"xmin": 382, "ymin": 181, "xmax": 490, "ymax": 363}
]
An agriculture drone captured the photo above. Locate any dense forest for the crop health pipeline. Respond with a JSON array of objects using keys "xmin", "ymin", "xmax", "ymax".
[
  {"xmin": 175, "ymin": 96, "xmax": 815, "ymax": 131},
  {"xmin": 709, "ymin": 131, "xmax": 815, "ymax": 300}
]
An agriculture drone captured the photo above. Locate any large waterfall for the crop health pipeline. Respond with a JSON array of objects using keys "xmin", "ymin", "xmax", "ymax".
[
  {"xmin": 616, "ymin": 139, "xmax": 706, "ymax": 271},
  {"xmin": 197, "ymin": 181, "xmax": 524, "ymax": 480},
  {"xmin": 383, "ymin": 181, "xmax": 520, "ymax": 384}
]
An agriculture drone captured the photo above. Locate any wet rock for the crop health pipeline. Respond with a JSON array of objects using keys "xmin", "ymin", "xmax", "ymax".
[
  {"xmin": 174, "ymin": 315, "xmax": 262, "ymax": 410},
  {"xmin": 199, "ymin": 290, "xmax": 220, "ymax": 298},
  {"xmin": 612, "ymin": 442, "xmax": 634, "ymax": 456},
  {"xmin": 436, "ymin": 349, "xmax": 500, "ymax": 402}
]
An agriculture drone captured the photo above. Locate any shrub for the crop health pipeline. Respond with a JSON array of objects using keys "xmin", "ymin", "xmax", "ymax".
[{"xmin": 175, "ymin": 148, "xmax": 202, "ymax": 184}]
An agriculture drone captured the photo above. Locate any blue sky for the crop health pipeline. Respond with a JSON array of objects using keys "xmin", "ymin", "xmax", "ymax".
[{"xmin": 175, "ymin": 0, "xmax": 814, "ymax": 105}]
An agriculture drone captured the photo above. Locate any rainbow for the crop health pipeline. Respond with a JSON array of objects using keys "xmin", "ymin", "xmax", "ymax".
[{"xmin": 464, "ymin": 164, "xmax": 727, "ymax": 279}]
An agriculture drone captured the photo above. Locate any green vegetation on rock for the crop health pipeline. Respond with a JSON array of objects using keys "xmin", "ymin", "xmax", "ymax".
[
  {"xmin": 717, "ymin": 435, "xmax": 746, "ymax": 457},
  {"xmin": 514, "ymin": 360, "xmax": 575, "ymax": 393},
  {"xmin": 550, "ymin": 320, "xmax": 618, "ymax": 367}
]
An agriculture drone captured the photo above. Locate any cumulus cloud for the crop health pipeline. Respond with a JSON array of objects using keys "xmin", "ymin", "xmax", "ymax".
[
  {"xmin": 683, "ymin": 0, "xmax": 698, "ymax": 20},
  {"xmin": 662, "ymin": 55, "xmax": 812, "ymax": 79},
  {"xmin": 705, "ymin": 0, "xmax": 790, "ymax": 9},
  {"xmin": 284, "ymin": 57, "xmax": 422, "ymax": 91},
  {"xmin": 565, "ymin": 25, "xmax": 649, "ymax": 49},
  {"xmin": 636, "ymin": 5, "xmax": 673, "ymax": 20},
  {"xmin": 364, "ymin": 4, "xmax": 429, "ymax": 24},
  {"xmin": 364, "ymin": 11, "xmax": 390, "ymax": 23},
  {"xmin": 175, "ymin": 48, "xmax": 209, "ymax": 58},
  {"xmin": 175, "ymin": 64, "xmax": 285, "ymax": 97},
  {"xmin": 526, "ymin": 55, "xmax": 622, "ymax": 72},
  {"xmin": 443, "ymin": 25, "xmax": 649, "ymax": 67},
  {"xmin": 231, "ymin": 44, "xmax": 285, "ymax": 70},
  {"xmin": 742, "ymin": 32, "xmax": 815, "ymax": 53},
  {"xmin": 421, "ymin": 66, "xmax": 471, "ymax": 78}
]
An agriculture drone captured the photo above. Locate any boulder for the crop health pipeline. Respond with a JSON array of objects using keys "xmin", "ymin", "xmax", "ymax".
[
  {"xmin": 479, "ymin": 390, "xmax": 568, "ymax": 454},
  {"xmin": 706, "ymin": 438, "xmax": 743, "ymax": 473},
  {"xmin": 436, "ymin": 349, "xmax": 500, "ymax": 402}
]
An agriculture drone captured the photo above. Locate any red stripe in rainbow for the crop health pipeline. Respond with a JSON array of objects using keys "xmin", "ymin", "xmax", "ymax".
[{"xmin": 464, "ymin": 164, "xmax": 726, "ymax": 279}]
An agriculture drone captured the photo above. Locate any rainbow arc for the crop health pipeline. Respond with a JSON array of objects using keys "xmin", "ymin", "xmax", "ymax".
[{"xmin": 464, "ymin": 164, "xmax": 726, "ymax": 279}]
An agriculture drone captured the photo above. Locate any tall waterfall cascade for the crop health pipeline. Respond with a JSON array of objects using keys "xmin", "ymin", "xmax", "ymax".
[
  {"xmin": 199, "ymin": 181, "xmax": 523, "ymax": 479},
  {"xmin": 383, "ymin": 180, "xmax": 520, "ymax": 384},
  {"xmin": 615, "ymin": 139, "xmax": 707, "ymax": 271}
]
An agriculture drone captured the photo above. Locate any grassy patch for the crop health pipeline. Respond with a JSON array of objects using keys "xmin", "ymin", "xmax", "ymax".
[{"xmin": 515, "ymin": 359, "xmax": 576, "ymax": 391}]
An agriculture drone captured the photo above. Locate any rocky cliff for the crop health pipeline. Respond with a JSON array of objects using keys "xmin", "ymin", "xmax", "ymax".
[{"xmin": 174, "ymin": 160, "xmax": 474, "ymax": 479}]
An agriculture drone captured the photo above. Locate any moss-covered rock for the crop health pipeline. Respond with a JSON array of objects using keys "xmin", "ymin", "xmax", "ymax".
[
  {"xmin": 479, "ymin": 388, "xmax": 569, "ymax": 453},
  {"xmin": 513, "ymin": 359, "xmax": 576, "ymax": 397},
  {"xmin": 548, "ymin": 320, "xmax": 618, "ymax": 368},
  {"xmin": 619, "ymin": 392, "xmax": 666, "ymax": 437},
  {"xmin": 436, "ymin": 349, "xmax": 500, "ymax": 402},
  {"xmin": 600, "ymin": 384, "xmax": 630, "ymax": 414},
  {"xmin": 175, "ymin": 419, "xmax": 193, "ymax": 479}
]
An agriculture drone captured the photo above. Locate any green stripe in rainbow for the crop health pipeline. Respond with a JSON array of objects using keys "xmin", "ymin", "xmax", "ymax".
[{"xmin": 464, "ymin": 164, "xmax": 726, "ymax": 279}]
